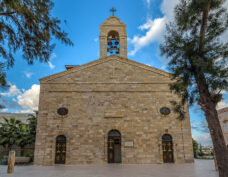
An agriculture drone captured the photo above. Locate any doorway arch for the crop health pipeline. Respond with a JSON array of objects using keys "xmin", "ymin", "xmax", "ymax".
[
  {"xmin": 162, "ymin": 134, "xmax": 174, "ymax": 163},
  {"xmin": 108, "ymin": 130, "xmax": 121, "ymax": 163},
  {"xmin": 55, "ymin": 135, "xmax": 66, "ymax": 164}
]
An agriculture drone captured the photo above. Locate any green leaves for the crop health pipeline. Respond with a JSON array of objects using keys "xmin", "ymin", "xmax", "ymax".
[
  {"xmin": 0, "ymin": 0, "xmax": 73, "ymax": 85},
  {"xmin": 160, "ymin": 0, "xmax": 228, "ymax": 112},
  {"xmin": 0, "ymin": 115, "xmax": 37, "ymax": 150}
]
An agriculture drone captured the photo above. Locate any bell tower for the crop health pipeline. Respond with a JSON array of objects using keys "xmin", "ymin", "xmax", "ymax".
[{"xmin": 99, "ymin": 12, "xmax": 127, "ymax": 58}]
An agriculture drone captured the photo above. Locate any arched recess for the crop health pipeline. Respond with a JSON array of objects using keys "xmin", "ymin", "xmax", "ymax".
[
  {"xmin": 55, "ymin": 135, "xmax": 66, "ymax": 164},
  {"xmin": 107, "ymin": 31, "xmax": 120, "ymax": 56},
  {"xmin": 108, "ymin": 129, "xmax": 121, "ymax": 163},
  {"xmin": 162, "ymin": 134, "xmax": 174, "ymax": 163}
]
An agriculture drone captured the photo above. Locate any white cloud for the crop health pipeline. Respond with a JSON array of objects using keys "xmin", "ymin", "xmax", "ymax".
[
  {"xmin": 218, "ymin": 1, "xmax": 228, "ymax": 43},
  {"xmin": 1, "ymin": 84, "xmax": 21, "ymax": 97},
  {"xmin": 50, "ymin": 53, "xmax": 57, "ymax": 60},
  {"xmin": 0, "ymin": 108, "xmax": 8, "ymax": 113},
  {"xmin": 17, "ymin": 84, "xmax": 40, "ymax": 111},
  {"xmin": 128, "ymin": 0, "xmax": 180, "ymax": 56},
  {"xmin": 129, "ymin": 17, "xmax": 165, "ymax": 56},
  {"xmin": 48, "ymin": 61, "xmax": 55, "ymax": 69},
  {"xmin": 160, "ymin": 0, "xmax": 179, "ymax": 22},
  {"xmin": 15, "ymin": 109, "xmax": 33, "ymax": 113},
  {"xmin": 48, "ymin": 53, "xmax": 56, "ymax": 69},
  {"xmin": 193, "ymin": 133, "xmax": 212, "ymax": 146},
  {"xmin": 24, "ymin": 71, "xmax": 34, "ymax": 78}
]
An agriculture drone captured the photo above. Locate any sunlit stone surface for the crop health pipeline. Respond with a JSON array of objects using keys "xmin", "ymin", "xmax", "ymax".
[{"xmin": 0, "ymin": 160, "xmax": 218, "ymax": 177}]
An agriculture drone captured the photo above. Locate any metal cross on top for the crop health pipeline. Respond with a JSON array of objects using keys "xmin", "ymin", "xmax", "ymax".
[{"xmin": 110, "ymin": 7, "xmax": 117, "ymax": 16}]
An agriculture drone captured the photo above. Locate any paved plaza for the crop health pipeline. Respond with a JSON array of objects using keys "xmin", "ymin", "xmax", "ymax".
[{"xmin": 0, "ymin": 159, "xmax": 218, "ymax": 177}]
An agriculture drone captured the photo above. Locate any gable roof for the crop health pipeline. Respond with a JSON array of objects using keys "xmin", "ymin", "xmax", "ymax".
[{"xmin": 40, "ymin": 55, "xmax": 171, "ymax": 83}]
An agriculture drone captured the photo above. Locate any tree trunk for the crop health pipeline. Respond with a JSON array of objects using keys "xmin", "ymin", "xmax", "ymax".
[
  {"xmin": 196, "ymin": 76, "xmax": 228, "ymax": 177},
  {"xmin": 202, "ymin": 102, "xmax": 228, "ymax": 177},
  {"xmin": 199, "ymin": 0, "xmax": 211, "ymax": 53},
  {"xmin": 7, "ymin": 151, "xmax": 15, "ymax": 174}
]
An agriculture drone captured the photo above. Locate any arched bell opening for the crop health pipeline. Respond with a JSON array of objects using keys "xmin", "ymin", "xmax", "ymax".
[
  {"xmin": 107, "ymin": 31, "xmax": 120, "ymax": 56},
  {"xmin": 162, "ymin": 134, "xmax": 174, "ymax": 163},
  {"xmin": 55, "ymin": 135, "xmax": 66, "ymax": 164},
  {"xmin": 107, "ymin": 129, "xmax": 121, "ymax": 163}
]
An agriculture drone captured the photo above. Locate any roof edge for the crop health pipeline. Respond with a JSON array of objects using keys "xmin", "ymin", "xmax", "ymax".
[{"xmin": 40, "ymin": 55, "xmax": 171, "ymax": 83}]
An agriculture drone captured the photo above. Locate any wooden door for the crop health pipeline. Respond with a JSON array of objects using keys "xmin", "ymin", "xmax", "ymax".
[
  {"xmin": 162, "ymin": 134, "xmax": 174, "ymax": 163},
  {"xmin": 108, "ymin": 130, "xmax": 121, "ymax": 163},
  {"xmin": 55, "ymin": 135, "xmax": 66, "ymax": 164}
]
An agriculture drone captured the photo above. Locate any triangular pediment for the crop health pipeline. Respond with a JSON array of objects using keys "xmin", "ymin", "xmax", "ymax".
[
  {"xmin": 101, "ymin": 16, "xmax": 125, "ymax": 26},
  {"xmin": 40, "ymin": 56, "xmax": 171, "ymax": 83}
]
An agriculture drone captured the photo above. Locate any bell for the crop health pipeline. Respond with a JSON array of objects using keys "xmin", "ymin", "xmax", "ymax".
[
  {"xmin": 110, "ymin": 50, "xmax": 113, "ymax": 54},
  {"xmin": 115, "ymin": 41, "xmax": 119, "ymax": 45},
  {"xmin": 108, "ymin": 41, "xmax": 112, "ymax": 45}
]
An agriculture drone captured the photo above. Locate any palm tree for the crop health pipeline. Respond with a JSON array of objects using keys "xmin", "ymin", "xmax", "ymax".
[
  {"xmin": 0, "ymin": 117, "xmax": 22, "ymax": 151},
  {"xmin": 16, "ymin": 114, "xmax": 37, "ymax": 156}
]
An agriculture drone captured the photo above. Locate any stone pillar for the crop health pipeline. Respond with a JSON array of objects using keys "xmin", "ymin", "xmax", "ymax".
[{"xmin": 7, "ymin": 151, "xmax": 15, "ymax": 174}]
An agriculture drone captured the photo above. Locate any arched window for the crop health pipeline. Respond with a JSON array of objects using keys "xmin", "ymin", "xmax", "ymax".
[
  {"xmin": 162, "ymin": 134, "xmax": 174, "ymax": 163},
  {"xmin": 107, "ymin": 31, "xmax": 120, "ymax": 56},
  {"xmin": 55, "ymin": 135, "xmax": 66, "ymax": 164},
  {"xmin": 108, "ymin": 130, "xmax": 121, "ymax": 163}
]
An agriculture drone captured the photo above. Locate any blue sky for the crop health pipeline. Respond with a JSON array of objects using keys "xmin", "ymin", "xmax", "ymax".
[{"xmin": 1, "ymin": 0, "xmax": 228, "ymax": 146}]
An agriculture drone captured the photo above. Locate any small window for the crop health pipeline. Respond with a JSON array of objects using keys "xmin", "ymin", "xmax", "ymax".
[
  {"xmin": 160, "ymin": 107, "xmax": 171, "ymax": 115},
  {"xmin": 57, "ymin": 107, "xmax": 68, "ymax": 116}
]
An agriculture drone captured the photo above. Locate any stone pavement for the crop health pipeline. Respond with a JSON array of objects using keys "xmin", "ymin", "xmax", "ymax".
[{"xmin": 0, "ymin": 159, "xmax": 218, "ymax": 177}]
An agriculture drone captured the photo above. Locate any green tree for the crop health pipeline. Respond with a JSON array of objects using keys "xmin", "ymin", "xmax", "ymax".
[
  {"xmin": 160, "ymin": 0, "xmax": 228, "ymax": 176},
  {"xmin": 0, "ymin": 117, "xmax": 22, "ymax": 150},
  {"xmin": 198, "ymin": 144, "xmax": 205, "ymax": 156},
  {"xmin": 16, "ymin": 114, "xmax": 37, "ymax": 156},
  {"xmin": 0, "ymin": 0, "xmax": 73, "ymax": 85},
  {"xmin": 192, "ymin": 138, "xmax": 199, "ymax": 158}
]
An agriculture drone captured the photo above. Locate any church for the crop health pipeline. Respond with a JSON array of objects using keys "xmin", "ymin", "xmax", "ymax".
[{"xmin": 34, "ymin": 15, "xmax": 194, "ymax": 165}]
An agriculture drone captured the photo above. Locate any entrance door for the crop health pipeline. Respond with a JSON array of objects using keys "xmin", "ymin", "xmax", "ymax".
[
  {"xmin": 108, "ymin": 130, "xmax": 121, "ymax": 163},
  {"xmin": 55, "ymin": 135, "xmax": 66, "ymax": 164},
  {"xmin": 162, "ymin": 134, "xmax": 174, "ymax": 163}
]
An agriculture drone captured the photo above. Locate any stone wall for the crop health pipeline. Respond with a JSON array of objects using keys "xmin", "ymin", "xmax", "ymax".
[
  {"xmin": 218, "ymin": 107, "xmax": 228, "ymax": 146},
  {"xmin": 34, "ymin": 57, "xmax": 194, "ymax": 165}
]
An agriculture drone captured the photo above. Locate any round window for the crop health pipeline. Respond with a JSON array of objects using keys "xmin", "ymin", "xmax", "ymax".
[
  {"xmin": 160, "ymin": 107, "xmax": 171, "ymax": 115},
  {"xmin": 57, "ymin": 107, "xmax": 68, "ymax": 116}
]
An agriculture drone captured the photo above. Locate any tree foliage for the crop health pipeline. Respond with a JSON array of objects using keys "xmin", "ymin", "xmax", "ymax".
[
  {"xmin": 161, "ymin": 0, "xmax": 228, "ymax": 108},
  {"xmin": 192, "ymin": 138, "xmax": 199, "ymax": 158},
  {"xmin": 16, "ymin": 114, "xmax": 37, "ymax": 155},
  {"xmin": 160, "ymin": 0, "xmax": 228, "ymax": 176},
  {"xmin": 0, "ymin": 0, "xmax": 73, "ymax": 85},
  {"xmin": 0, "ymin": 115, "xmax": 37, "ymax": 153},
  {"xmin": 0, "ymin": 117, "xmax": 22, "ymax": 150}
]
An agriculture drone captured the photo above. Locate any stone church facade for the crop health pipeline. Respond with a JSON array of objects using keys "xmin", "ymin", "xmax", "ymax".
[{"xmin": 34, "ymin": 16, "xmax": 194, "ymax": 165}]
